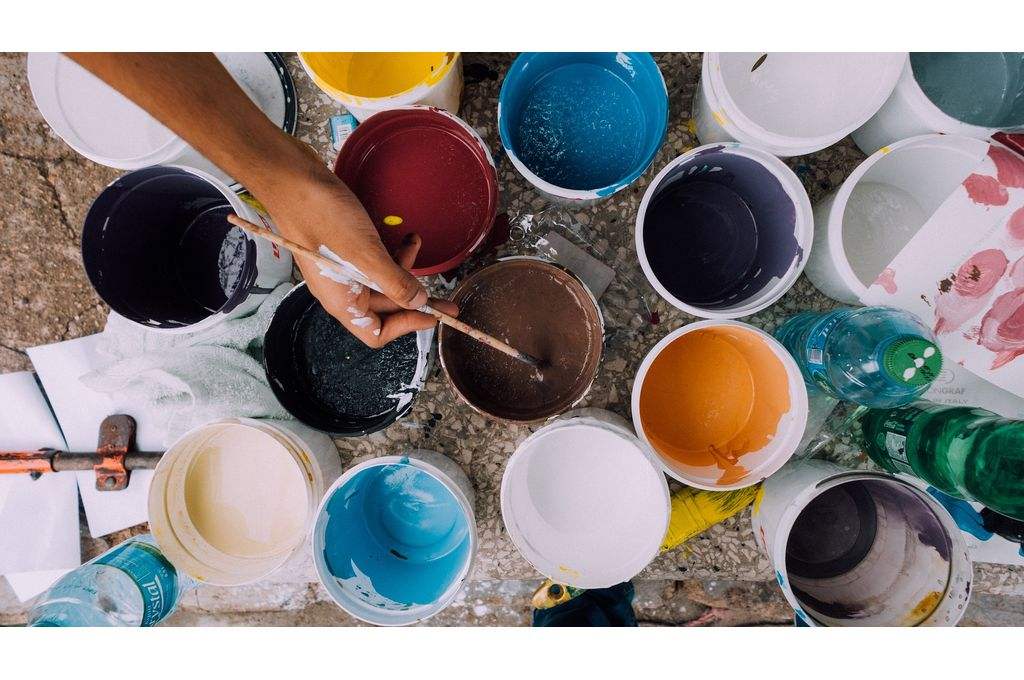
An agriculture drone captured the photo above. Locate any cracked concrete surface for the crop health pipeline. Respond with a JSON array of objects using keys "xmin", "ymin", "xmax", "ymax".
[{"xmin": 2, "ymin": 51, "xmax": 1024, "ymax": 626}]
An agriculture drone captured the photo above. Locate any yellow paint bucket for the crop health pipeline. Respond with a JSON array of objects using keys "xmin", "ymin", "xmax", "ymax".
[{"xmin": 299, "ymin": 52, "xmax": 463, "ymax": 121}]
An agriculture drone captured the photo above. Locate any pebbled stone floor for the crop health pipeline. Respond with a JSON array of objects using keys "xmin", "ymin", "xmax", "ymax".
[{"xmin": 1, "ymin": 51, "xmax": 1022, "ymax": 625}]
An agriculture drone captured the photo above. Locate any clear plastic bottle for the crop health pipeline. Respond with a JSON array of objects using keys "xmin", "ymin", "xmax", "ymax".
[
  {"xmin": 28, "ymin": 534, "xmax": 193, "ymax": 627},
  {"xmin": 774, "ymin": 307, "xmax": 942, "ymax": 408},
  {"xmin": 860, "ymin": 401, "xmax": 1024, "ymax": 521}
]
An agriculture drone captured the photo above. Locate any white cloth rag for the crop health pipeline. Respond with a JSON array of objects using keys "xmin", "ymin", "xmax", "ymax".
[{"xmin": 79, "ymin": 283, "xmax": 293, "ymax": 447}]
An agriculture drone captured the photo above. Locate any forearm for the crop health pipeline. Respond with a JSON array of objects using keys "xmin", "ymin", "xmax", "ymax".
[{"xmin": 65, "ymin": 53, "xmax": 348, "ymax": 244}]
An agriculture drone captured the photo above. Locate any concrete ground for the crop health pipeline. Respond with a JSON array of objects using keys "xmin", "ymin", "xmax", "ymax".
[{"xmin": 2, "ymin": 52, "xmax": 1024, "ymax": 626}]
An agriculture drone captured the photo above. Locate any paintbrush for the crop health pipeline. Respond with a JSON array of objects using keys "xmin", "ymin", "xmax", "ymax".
[{"xmin": 226, "ymin": 214, "xmax": 545, "ymax": 373}]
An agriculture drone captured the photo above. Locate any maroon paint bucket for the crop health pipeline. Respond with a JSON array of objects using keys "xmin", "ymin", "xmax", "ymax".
[{"xmin": 333, "ymin": 106, "xmax": 499, "ymax": 276}]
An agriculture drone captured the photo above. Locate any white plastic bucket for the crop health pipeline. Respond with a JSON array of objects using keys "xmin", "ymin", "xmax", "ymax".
[
  {"xmin": 81, "ymin": 165, "xmax": 293, "ymax": 334},
  {"xmin": 632, "ymin": 321, "xmax": 808, "ymax": 491},
  {"xmin": 500, "ymin": 408, "xmax": 669, "ymax": 588},
  {"xmin": 694, "ymin": 52, "xmax": 906, "ymax": 157},
  {"xmin": 27, "ymin": 52, "xmax": 296, "ymax": 187},
  {"xmin": 636, "ymin": 143, "xmax": 813, "ymax": 319},
  {"xmin": 148, "ymin": 418, "xmax": 341, "ymax": 586},
  {"xmin": 853, "ymin": 53, "xmax": 1024, "ymax": 155},
  {"xmin": 752, "ymin": 460, "xmax": 972, "ymax": 627},
  {"xmin": 298, "ymin": 52, "xmax": 463, "ymax": 122},
  {"xmin": 804, "ymin": 134, "xmax": 991, "ymax": 304},
  {"xmin": 312, "ymin": 450, "xmax": 477, "ymax": 626}
]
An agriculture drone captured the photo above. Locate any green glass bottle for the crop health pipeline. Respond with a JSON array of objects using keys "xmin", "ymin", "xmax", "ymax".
[{"xmin": 859, "ymin": 401, "xmax": 1024, "ymax": 521}]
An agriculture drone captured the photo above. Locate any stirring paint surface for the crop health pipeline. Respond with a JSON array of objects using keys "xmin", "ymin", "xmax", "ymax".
[
  {"xmin": 638, "ymin": 326, "xmax": 790, "ymax": 485},
  {"xmin": 321, "ymin": 462, "xmax": 471, "ymax": 610},
  {"xmin": 183, "ymin": 425, "xmax": 308, "ymax": 558},
  {"xmin": 300, "ymin": 52, "xmax": 449, "ymax": 98},
  {"xmin": 513, "ymin": 62, "xmax": 644, "ymax": 190},
  {"xmin": 441, "ymin": 260, "xmax": 603, "ymax": 422}
]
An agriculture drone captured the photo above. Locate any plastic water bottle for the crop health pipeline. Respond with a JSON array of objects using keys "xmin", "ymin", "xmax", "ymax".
[
  {"xmin": 774, "ymin": 307, "xmax": 942, "ymax": 408},
  {"xmin": 860, "ymin": 401, "xmax": 1024, "ymax": 521},
  {"xmin": 28, "ymin": 534, "xmax": 192, "ymax": 627}
]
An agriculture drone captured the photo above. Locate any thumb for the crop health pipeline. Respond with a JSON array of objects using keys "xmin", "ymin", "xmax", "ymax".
[{"xmin": 365, "ymin": 255, "xmax": 428, "ymax": 310}]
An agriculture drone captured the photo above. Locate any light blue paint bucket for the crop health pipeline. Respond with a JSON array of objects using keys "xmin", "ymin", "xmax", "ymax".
[
  {"xmin": 312, "ymin": 450, "xmax": 477, "ymax": 625},
  {"xmin": 498, "ymin": 52, "xmax": 668, "ymax": 202}
]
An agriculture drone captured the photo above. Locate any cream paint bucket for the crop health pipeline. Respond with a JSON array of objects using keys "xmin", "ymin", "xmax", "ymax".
[
  {"xmin": 694, "ymin": 52, "xmax": 905, "ymax": 157},
  {"xmin": 501, "ymin": 408, "xmax": 670, "ymax": 588},
  {"xmin": 632, "ymin": 321, "xmax": 808, "ymax": 491},
  {"xmin": 27, "ymin": 52, "xmax": 297, "ymax": 187},
  {"xmin": 298, "ymin": 52, "xmax": 462, "ymax": 122},
  {"xmin": 312, "ymin": 450, "xmax": 477, "ymax": 626},
  {"xmin": 804, "ymin": 134, "xmax": 990, "ymax": 304},
  {"xmin": 148, "ymin": 418, "xmax": 340, "ymax": 586},
  {"xmin": 752, "ymin": 460, "xmax": 972, "ymax": 627},
  {"xmin": 853, "ymin": 53, "xmax": 1024, "ymax": 155}
]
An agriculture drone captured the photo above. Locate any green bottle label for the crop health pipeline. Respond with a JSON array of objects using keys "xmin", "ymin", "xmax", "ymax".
[
  {"xmin": 870, "ymin": 411, "xmax": 917, "ymax": 475},
  {"xmin": 95, "ymin": 540, "xmax": 180, "ymax": 626},
  {"xmin": 882, "ymin": 336, "xmax": 941, "ymax": 386}
]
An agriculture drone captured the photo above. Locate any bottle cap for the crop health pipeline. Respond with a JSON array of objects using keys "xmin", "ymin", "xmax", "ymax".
[{"xmin": 882, "ymin": 336, "xmax": 942, "ymax": 386}]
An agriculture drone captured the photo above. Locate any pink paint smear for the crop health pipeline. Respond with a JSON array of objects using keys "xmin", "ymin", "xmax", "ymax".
[
  {"xmin": 978, "ymin": 287, "xmax": 1024, "ymax": 369},
  {"xmin": 964, "ymin": 174, "xmax": 1009, "ymax": 206},
  {"xmin": 1008, "ymin": 207, "xmax": 1024, "ymax": 248},
  {"xmin": 989, "ymin": 145, "xmax": 1024, "ymax": 189},
  {"xmin": 934, "ymin": 248, "xmax": 1008, "ymax": 335},
  {"xmin": 873, "ymin": 267, "xmax": 897, "ymax": 294}
]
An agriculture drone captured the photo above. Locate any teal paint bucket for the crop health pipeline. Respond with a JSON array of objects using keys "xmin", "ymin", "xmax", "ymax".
[
  {"xmin": 312, "ymin": 451, "xmax": 476, "ymax": 625},
  {"xmin": 498, "ymin": 52, "xmax": 668, "ymax": 202}
]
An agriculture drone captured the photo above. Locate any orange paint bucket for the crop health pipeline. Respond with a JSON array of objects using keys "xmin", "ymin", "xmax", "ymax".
[{"xmin": 631, "ymin": 320, "xmax": 808, "ymax": 490}]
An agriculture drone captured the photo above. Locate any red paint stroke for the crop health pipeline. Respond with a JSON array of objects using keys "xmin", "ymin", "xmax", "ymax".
[
  {"xmin": 978, "ymin": 287, "xmax": 1024, "ymax": 369},
  {"xmin": 934, "ymin": 249, "xmax": 1008, "ymax": 334},
  {"xmin": 964, "ymin": 174, "xmax": 1009, "ymax": 206},
  {"xmin": 1008, "ymin": 207, "xmax": 1024, "ymax": 248},
  {"xmin": 873, "ymin": 267, "xmax": 897, "ymax": 294},
  {"xmin": 989, "ymin": 145, "xmax": 1024, "ymax": 189}
]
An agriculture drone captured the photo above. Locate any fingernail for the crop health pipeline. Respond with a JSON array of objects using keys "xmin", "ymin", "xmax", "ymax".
[{"xmin": 411, "ymin": 289, "xmax": 428, "ymax": 309}]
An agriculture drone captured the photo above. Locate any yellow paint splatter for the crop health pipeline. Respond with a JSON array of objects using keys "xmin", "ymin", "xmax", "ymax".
[
  {"xmin": 557, "ymin": 565, "xmax": 581, "ymax": 579},
  {"xmin": 904, "ymin": 590, "xmax": 943, "ymax": 625},
  {"xmin": 879, "ymin": 146, "xmax": 892, "ymax": 155},
  {"xmin": 383, "ymin": 215, "xmax": 403, "ymax": 226},
  {"xmin": 685, "ymin": 118, "xmax": 698, "ymax": 136},
  {"xmin": 752, "ymin": 485, "xmax": 765, "ymax": 516},
  {"xmin": 712, "ymin": 111, "xmax": 728, "ymax": 127}
]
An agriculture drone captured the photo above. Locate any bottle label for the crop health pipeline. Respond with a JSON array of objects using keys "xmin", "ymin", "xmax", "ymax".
[
  {"xmin": 95, "ymin": 540, "xmax": 179, "ymax": 626},
  {"xmin": 870, "ymin": 411, "xmax": 918, "ymax": 475},
  {"xmin": 803, "ymin": 312, "xmax": 844, "ymax": 393}
]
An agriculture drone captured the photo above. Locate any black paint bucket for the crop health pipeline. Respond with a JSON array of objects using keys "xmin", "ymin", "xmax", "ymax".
[
  {"xmin": 81, "ymin": 166, "xmax": 293, "ymax": 332},
  {"xmin": 264, "ymin": 283, "xmax": 434, "ymax": 436}
]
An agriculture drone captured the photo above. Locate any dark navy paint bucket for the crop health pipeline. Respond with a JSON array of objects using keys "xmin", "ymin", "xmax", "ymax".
[
  {"xmin": 263, "ymin": 283, "xmax": 434, "ymax": 436},
  {"xmin": 81, "ymin": 165, "xmax": 292, "ymax": 332},
  {"xmin": 636, "ymin": 143, "xmax": 813, "ymax": 319},
  {"xmin": 498, "ymin": 52, "xmax": 668, "ymax": 202}
]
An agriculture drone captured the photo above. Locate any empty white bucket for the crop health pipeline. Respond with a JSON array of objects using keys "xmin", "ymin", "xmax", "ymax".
[
  {"xmin": 853, "ymin": 53, "xmax": 1024, "ymax": 155},
  {"xmin": 804, "ymin": 134, "xmax": 991, "ymax": 303},
  {"xmin": 27, "ymin": 52, "xmax": 296, "ymax": 187},
  {"xmin": 752, "ymin": 460, "xmax": 972, "ymax": 627},
  {"xmin": 694, "ymin": 52, "xmax": 906, "ymax": 157},
  {"xmin": 500, "ymin": 409, "xmax": 669, "ymax": 588},
  {"xmin": 148, "ymin": 418, "xmax": 341, "ymax": 586}
]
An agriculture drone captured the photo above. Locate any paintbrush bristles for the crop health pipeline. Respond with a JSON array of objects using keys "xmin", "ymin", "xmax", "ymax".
[{"xmin": 226, "ymin": 214, "xmax": 546, "ymax": 374}]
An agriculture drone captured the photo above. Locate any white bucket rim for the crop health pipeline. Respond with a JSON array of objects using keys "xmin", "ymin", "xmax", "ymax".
[
  {"xmin": 148, "ymin": 418, "xmax": 321, "ymax": 586},
  {"xmin": 500, "ymin": 415, "xmax": 670, "ymax": 588},
  {"xmin": 822, "ymin": 133, "xmax": 991, "ymax": 301},
  {"xmin": 702, "ymin": 52, "xmax": 907, "ymax": 156},
  {"xmin": 630, "ymin": 320, "xmax": 809, "ymax": 491},
  {"xmin": 298, "ymin": 52, "xmax": 460, "ymax": 110},
  {"xmin": 635, "ymin": 142, "xmax": 814, "ymax": 319},
  {"xmin": 311, "ymin": 452, "xmax": 478, "ymax": 626},
  {"xmin": 765, "ymin": 467, "xmax": 973, "ymax": 627}
]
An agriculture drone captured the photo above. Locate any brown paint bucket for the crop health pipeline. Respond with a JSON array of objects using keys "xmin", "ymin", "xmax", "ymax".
[{"xmin": 439, "ymin": 258, "xmax": 603, "ymax": 423}]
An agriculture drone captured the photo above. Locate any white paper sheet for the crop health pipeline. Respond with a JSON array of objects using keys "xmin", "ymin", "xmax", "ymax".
[
  {"xmin": 27, "ymin": 336, "xmax": 156, "ymax": 538},
  {"xmin": 0, "ymin": 371, "xmax": 80, "ymax": 600}
]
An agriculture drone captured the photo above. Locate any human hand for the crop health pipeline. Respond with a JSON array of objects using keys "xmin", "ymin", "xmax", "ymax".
[{"xmin": 263, "ymin": 167, "xmax": 457, "ymax": 347}]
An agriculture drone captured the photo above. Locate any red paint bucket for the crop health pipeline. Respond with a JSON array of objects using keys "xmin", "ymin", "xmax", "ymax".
[{"xmin": 333, "ymin": 106, "xmax": 499, "ymax": 276}]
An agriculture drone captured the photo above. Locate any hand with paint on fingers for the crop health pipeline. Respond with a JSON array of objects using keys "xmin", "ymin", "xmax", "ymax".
[
  {"xmin": 63, "ymin": 53, "xmax": 445, "ymax": 347},
  {"xmin": 304, "ymin": 229, "xmax": 459, "ymax": 347}
]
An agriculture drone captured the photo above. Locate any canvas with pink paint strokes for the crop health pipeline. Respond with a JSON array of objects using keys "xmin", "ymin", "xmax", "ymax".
[{"xmin": 862, "ymin": 143, "xmax": 1024, "ymax": 399}]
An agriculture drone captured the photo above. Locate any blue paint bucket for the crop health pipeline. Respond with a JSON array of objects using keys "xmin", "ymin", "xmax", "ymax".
[
  {"xmin": 312, "ymin": 451, "xmax": 477, "ymax": 625},
  {"xmin": 498, "ymin": 52, "xmax": 668, "ymax": 202}
]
